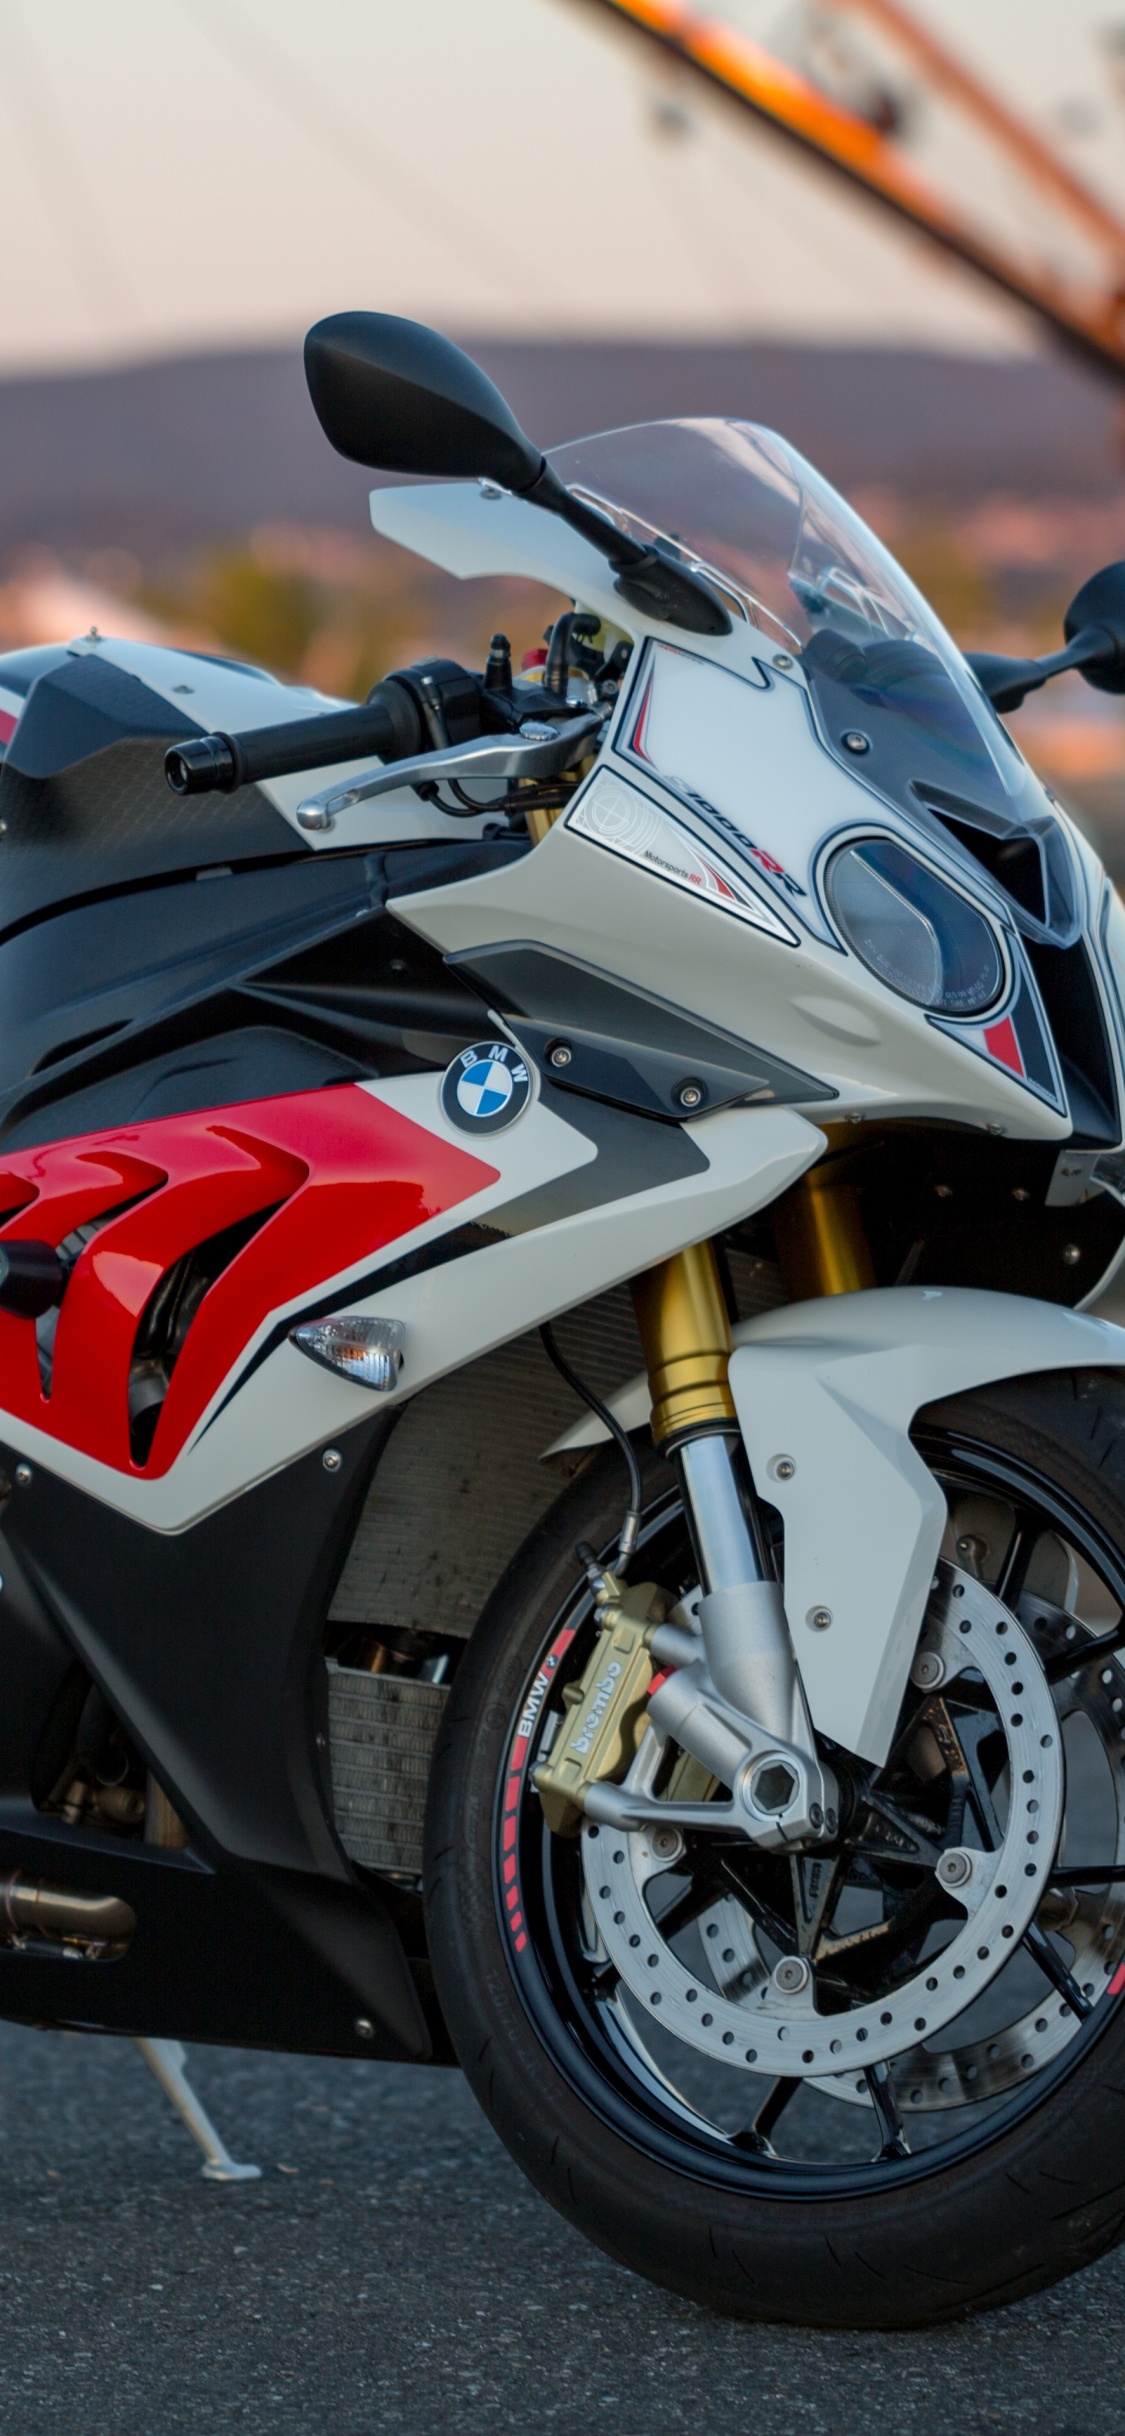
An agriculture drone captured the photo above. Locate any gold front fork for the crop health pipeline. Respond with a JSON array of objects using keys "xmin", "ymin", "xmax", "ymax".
[
  {"xmin": 772, "ymin": 1161, "xmax": 876, "ymax": 1302},
  {"xmin": 632, "ymin": 1158, "xmax": 874, "ymax": 1452},
  {"xmin": 631, "ymin": 1240, "xmax": 735, "ymax": 1451}
]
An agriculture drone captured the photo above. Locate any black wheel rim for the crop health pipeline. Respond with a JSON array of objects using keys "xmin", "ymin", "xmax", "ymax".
[{"xmin": 492, "ymin": 1427, "xmax": 1125, "ymax": 2198}]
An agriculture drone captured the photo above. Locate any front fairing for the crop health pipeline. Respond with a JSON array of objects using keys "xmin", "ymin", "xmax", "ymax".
[
  {"xmin": 548, "ymin": 416, "xmax": 1082, "ymax": 955},
  {"xmin": 367, "ymin": 447, "xmax": 1125, "ymax": 1160}
]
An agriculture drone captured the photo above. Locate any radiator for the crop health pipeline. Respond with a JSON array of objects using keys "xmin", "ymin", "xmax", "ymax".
[{"xmin": 326, "ymin": 1659, "xmax": 448, "ymax": 1879}]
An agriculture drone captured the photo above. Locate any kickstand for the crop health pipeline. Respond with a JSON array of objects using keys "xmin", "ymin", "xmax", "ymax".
[{"xmin": 134, "ymin": 2036, "xmax": 262, "ymax": 2182}]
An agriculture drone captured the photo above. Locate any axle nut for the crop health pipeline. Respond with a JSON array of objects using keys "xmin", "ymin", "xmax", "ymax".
[
  {"xmin": 911, "ymin": 1648, "xmax": 946, "ymax": 1690},
  {"xmin": 772, "ymin": 1955, "xmax": 812, "ymax": 1996},
  {"xmin": 937, "ymin": 1847, "xmax": 974, "ymax": 1891},
  {"xmin": 748, "ymin": 1757, "xmax": 799, "ymax": 1815}
]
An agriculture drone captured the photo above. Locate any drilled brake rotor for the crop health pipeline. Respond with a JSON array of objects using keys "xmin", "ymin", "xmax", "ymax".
[
  {"xmin": 581, "ymin": 1562, "xmax": 1064, "ymax": 2079},
  {"xmin": 810, "ymin": 1600, "xmax": 1125, "ymax": 2113}
]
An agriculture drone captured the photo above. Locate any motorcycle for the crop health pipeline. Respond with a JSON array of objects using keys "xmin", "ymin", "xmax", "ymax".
[{"xmin": 1, "ymin": 311, "xmax": 1125, "ymax": 2326}]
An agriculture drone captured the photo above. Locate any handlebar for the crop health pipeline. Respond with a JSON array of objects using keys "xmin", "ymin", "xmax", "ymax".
[{"xmin": 164, "ymin": 676, "xmax": 424, "ymax": 796}]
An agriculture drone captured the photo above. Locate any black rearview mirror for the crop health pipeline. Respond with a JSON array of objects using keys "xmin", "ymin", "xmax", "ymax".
[
  {"xmin": 303, "ymin": 312, "xmax": 731, "ymax": 637},
  {"xmin": 304, "ymin": 313, "xmax": 545, "ymax": 492},
  {"xmin": 970, "ymin": 557, "xmax": 1125, "ymax": 712},
  {"xmin": 1064, "ymin": 561, "xmax": 1125, "ymax": 696}
]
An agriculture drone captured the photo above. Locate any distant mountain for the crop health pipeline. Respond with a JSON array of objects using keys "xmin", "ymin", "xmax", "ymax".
[{"xmin": 0, "ymin": 339, "xmax": 1119, "ymax": 560}]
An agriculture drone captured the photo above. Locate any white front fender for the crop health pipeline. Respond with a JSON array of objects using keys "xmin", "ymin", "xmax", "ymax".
[{"xmin": 545, "ymin": 1286, "xmax": 1125, "ymax": 1768}]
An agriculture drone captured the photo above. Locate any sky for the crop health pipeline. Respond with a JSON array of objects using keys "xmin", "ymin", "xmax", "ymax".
[{"xmin": 0, "ymin": 0, "xmax": 1122, "ymax": 372}]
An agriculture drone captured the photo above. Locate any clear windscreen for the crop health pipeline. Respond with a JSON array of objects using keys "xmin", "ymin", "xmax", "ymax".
[{"xmin": 549, "ymin": 419, "xmax": 1078, "ymax": 947}]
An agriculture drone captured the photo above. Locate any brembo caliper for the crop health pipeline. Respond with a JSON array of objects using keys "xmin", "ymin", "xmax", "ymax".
[{"xmin": 533, "ymin": 1568, "xmax": 838, "ymax": 1851}]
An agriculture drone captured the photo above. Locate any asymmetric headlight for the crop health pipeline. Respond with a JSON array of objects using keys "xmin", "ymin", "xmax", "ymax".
[{"xmin": 826, "ymin": 837, "xmax": 1003, "ymax": 1016}]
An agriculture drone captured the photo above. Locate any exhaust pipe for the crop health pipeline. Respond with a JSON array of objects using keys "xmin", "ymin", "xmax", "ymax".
[{"xmin": 0, "ymin": 1874, "xmax": 135, "ymax": 1951}]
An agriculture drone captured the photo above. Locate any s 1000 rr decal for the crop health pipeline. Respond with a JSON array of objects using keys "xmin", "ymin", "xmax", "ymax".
[
  {"xmin": 620, "ymin": 640, "xmax": 835, "ymax": 940},
  {"xmin": 566, "ymin": 769, "xmax": 798, "ymax": 943}
]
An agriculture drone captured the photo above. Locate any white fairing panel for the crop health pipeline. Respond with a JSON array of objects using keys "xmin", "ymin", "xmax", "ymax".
[
  {"xmin": 391, "ymin": 788, "xmax": 1072, "ymax": 1137},
  {"xmin": 545, "ymin": 1284, "xmax": 1125, "ymax": 1768},
  {"xmin": 0, "ymin": 1081, "xmax": 822, "ymax": 1535}
]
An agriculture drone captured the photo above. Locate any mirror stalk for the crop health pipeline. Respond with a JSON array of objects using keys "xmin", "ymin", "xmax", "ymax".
[
  {"xmin": 968, "ymin": 620, "xmax": 1125, "ymax": 715},
  {"xmin": 304, "ymin": 313, "xmax": 732, "ymax": 639},
  {"xmin": 519, "ymin": 462, "xmax": 731, "ymax": 637}
]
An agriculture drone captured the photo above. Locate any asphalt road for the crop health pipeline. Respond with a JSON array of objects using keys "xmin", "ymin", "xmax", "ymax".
[{"xmin": 0, "ymin": 2019, "xmax": 1123, "ymax": 2436}]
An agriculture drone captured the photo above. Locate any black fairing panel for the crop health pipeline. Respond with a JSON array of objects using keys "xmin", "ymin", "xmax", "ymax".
[
  {"xmin": 1025, "ymin": 937, "xmax": 1119, "ymax": 1145},
  {"xmin": 451, "ymin": 940, "xmax": 832, "ymax": 1118},
  {"xmin": 0, "ymin": 1529, "xmax": 74, "ymax": 1799},
  {"xmin": 0, "ymin": 853, "xmax": 384, "ymax": 1087},
  {"xmin": 0, "ymin": 736, "xmax": 295, "ymax": 930},
  {"xmin": 5, "ymin": 653, "xmax": 208, "ymax": 780},
  {"xmin": 0, "ymin": 1423, "xmax": 433, "ymax": 2056},
  {"xmin": 0, "ymin": 842, "xmax": 524, "ymax": 1147},
  {"xmin": 0, "ymin": 1424, "xmax": 388, "ymax": 1876},
  {"xmin": 0, "ymin": 1800, "xmax": 429, "ymax": 2056},
  {"xmin": 0, "ymin": 647, "xmax": 300, "ymax": 922}
]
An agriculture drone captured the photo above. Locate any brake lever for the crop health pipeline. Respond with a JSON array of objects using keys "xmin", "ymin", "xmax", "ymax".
[{"xmin": 295, "ymin": 707, "xmax": 606, "ymax": 831}]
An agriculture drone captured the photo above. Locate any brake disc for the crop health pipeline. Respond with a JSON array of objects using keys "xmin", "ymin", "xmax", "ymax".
[
  {"xmin": 581, "ymin": 1562, "xmax": 1065, "ymax": 2079},
  {"xmin": 810, "ymin": 1603, "xmax": 1125, "ymax": 2114}
]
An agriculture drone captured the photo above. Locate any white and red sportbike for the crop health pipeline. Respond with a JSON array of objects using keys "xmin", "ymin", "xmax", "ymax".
[{"xmin": 2, "ymin": 316, "xmax": 1125, "ymax": 2325}]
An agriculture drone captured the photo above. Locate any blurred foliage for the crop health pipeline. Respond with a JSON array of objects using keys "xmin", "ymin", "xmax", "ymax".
[
  {"xmin": 138, "ymin": 526, "xmax": 567, "ymax": 698},
  {"xmin": 892, "ymin": 523, "xmax": 997, "ymax": 639},
  {"xmin": 197, "ymin": 550, "xmax": 319, "ymax": 675}
]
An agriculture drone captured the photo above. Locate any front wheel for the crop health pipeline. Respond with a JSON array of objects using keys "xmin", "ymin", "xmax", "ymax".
[{"xmin": 424, "ymin": 1369, "xmax": 1125, "ymax": 2326}]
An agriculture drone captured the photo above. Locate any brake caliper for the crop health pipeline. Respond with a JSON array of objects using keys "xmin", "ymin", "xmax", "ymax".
[{"xmin": 533, "ymin": 1577, "xmax": 669, "ymax": 1836}]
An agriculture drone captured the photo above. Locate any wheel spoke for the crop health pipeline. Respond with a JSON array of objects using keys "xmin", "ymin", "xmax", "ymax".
[
  {"xmin": 952, "ymin": 1710, "xmax": 1006, "ymax": 1852},
  {"xmin": 651, "ymin": 1874, "xmax": 722, "ymax": 1945},
  {"xmin": 735, "ymin": 2074, "xmax": 802, "ymax": 2153},
  {"xmin": 1022, "ymin": 1918, "xmax": 1094, "ymax": 2020},
  {"xmin": 995, "ymin": 1518, "xmax": 1035, "ymax": 1607},
  {"xmin": 1049, "ymin": 1861, "xmax": 1125, "ymax": 1887},
  {"xmin": 716, "ymin": 1855, "xmax": 797, "ymax": 1954},
  {"xmin": 817, "ymin": 1875, "xmax": 940, "ymax": 1982},
  {"xmin": 864, "ymin": 2060, "xmax": 910, "ymax": 2159},
  {"xmin": 1045, "ymin": 1616, "xmax": 1125, "ymax": 1684}
]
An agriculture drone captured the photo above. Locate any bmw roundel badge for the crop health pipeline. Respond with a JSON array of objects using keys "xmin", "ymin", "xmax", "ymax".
[{"xmin": 441, "ymin": 1040, "xmax": 531, "ymax": 1135}]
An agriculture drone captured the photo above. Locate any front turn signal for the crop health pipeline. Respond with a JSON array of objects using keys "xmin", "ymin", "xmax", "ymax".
[{"xmin": 289, "ymin": 1314, "xmax": 405, "ymax": 1392}]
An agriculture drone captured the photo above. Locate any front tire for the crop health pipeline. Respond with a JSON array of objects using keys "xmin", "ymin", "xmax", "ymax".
[{"xmin": 424, "ymin": 1372, "xmax": 1125, "ymax": 2326}]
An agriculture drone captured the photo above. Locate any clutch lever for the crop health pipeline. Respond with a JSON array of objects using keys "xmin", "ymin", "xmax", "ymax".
[{"xmin": 295, "ymin": 707, "xmax": 606, "ymax": 831}]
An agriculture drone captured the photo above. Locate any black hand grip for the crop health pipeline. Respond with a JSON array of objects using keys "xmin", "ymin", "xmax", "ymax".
[
  {"xmin": 166, "ymin": 734, "xmax": 237, "ymax": 793},
  {"xmin": 164, "ymin": 679, "xmax": 424, "ymax": 797}
]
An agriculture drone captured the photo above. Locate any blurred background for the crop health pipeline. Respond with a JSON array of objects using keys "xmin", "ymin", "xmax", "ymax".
[{"xmin": 1, "ymin": 0, "xmax": 1124, "ymax": 861}]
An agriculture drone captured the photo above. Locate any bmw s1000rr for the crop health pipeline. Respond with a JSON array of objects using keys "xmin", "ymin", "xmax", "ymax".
[{"xmin": 1, "ymin": 311, "xmax": 1125, "ymax": 2325}]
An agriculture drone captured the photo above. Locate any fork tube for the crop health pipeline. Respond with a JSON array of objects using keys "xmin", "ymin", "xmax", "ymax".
[
  {"xmin": 675, "ymin": 1434, "xmax": 766, "ymax": 1592},
  {"xmin": 631, "ymin": 1243, "xmax": 767, "ymax": 1592},
  {"xmin": 632, "ymin": 1242, "xmax": 805, "ymax": 1741}
]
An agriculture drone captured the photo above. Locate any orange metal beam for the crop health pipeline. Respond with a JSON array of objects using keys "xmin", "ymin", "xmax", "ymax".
[
  {"xmin": 831, "ymin": 0, "xmax": 1125, "ymax": 254},
  {"xmin": 573, "ymin": 0, "xmax": 1125, "ymax": 380}
]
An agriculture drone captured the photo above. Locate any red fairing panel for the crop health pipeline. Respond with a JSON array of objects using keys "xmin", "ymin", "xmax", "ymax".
[{"xmin": 0, "ymin": 1086, "xmax": 498, "ymax": 1477}]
